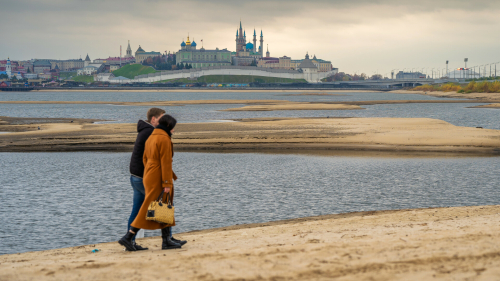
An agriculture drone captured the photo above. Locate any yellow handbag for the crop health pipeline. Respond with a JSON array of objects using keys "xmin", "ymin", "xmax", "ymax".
[{"xmin": 146, "ymin": 191, "xmax": 175, "ymax": 225}]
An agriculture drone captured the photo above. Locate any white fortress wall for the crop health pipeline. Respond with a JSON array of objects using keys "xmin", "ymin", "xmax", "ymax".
[{"xmin": 111, "ymin": 66, "xmax": 337, "ymax": 83}]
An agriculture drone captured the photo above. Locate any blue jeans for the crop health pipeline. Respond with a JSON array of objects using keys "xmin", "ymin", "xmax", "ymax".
[{"xmin": 127, "ymin": 175, "xmax": 172, "ymax": 240}]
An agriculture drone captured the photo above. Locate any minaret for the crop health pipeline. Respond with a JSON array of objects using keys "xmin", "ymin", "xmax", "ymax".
[
  {"xmin": 253, "ymin": 29, "xmax": 257, "ymax": 53},
  {"xmin": 266, "ymin": 45, "xmax": 270, "ymax": 58},
  {"xmin": 126, "ymin": 40, "xmax": 132, "ymax": 57},
  {"xmin": 259, "ymin": 30, "xmax": 264, "ymax": 57},
  {"xmin": 6, "ymin": 58, "xmax": 11, "ymax": 79}
]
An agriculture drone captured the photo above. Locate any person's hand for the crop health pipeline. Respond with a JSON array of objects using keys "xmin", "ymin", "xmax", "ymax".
[{"xmin": 164, "ymin": 187, "xmax": 170, "ymax": 193}]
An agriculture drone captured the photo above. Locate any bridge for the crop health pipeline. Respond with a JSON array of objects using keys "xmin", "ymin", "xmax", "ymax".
[{"xmin": 321, "ymin": 78, "xmax": 463, "ymax": 89}]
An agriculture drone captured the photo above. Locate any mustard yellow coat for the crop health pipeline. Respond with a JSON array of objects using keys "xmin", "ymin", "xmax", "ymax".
[{"xmin": 131, "ymin": 129, "xmax": 177, "ymax": 230}]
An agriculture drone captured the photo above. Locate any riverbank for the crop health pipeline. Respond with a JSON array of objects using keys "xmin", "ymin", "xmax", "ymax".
[
  {"xmin": 33, "ymin": 89, "xmax": 381, "ymax": 92},
  {"xmin": 1, "ymin": 205, "xmax": 499, "ymax": 280},
  {"xmin": 391, "ymin": 89, "xmax": 500, "ymax": 101},
  {"xmin": 1, "ymin": 117, "xmax": 499, "ymax": 154}
]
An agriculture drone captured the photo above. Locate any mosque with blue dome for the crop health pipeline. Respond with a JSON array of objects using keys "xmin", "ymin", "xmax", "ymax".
[{"xmin": 176, "ymin": 21, "xmax": 266, "ymax": 68}]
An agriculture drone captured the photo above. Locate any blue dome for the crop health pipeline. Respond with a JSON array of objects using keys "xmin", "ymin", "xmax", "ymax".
[
  {"xmin": 191, "ymin": 41, "xmax": 197, "ymax": 47},
  {"xmin": 246, "ymin": 42, "xmax": 254, "ymax": 50},
  {"xmin": 181, "ymin": 41, "xmax": 186, "ymax": 47}
]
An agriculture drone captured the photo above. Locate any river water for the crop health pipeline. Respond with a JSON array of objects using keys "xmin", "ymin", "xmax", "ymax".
[
  {"xmin": 0, "ymin": 91, "xmax": 499, "ymax": 255},
  {"xmin": 1, "ymin": 152, "xmax": 499, "ymax": 255},
  {"xmin": 0, "ymin": 91, "xmax": 498, "ymax": 129}
]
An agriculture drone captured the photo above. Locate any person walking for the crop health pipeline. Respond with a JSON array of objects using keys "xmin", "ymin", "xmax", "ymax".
[
  {"xmin": 125, "ymin": 107, "xmax": 165, "ymax": 251},
  {"xmin": 119, "ymin": 114, "xmax": 186, "ymax": 251}
]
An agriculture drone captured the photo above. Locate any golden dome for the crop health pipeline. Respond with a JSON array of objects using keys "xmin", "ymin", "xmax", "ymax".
[{"xmin": 186, "ymin": 35, "xmax": 191, "ymax": 46}]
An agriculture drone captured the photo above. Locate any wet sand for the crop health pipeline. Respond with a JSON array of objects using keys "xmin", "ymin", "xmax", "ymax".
[
  {"xmin": 0, "ymin": 99, "xmax": 494, "ymax": 109},
  {"xmin": 222, "ymin": 103, "xmax": 363, "ymax": 111},
  {"xmin": 468, "ymin": 103, "xmax": 500, "ymax": 109},
  {"xmin": 391, "ymin": 90, "xmax": 500, "ymax": 101},
  {"xmin": 34, "ymin": 89, "xmax": 380, "ymax": 93},
  {"xmin": 1, "ymin": 205, "xmax": 499, "ymax": 281},
  {"xmin": 1, "ymin": 117, "xmax": 499, "ymax": 154}
]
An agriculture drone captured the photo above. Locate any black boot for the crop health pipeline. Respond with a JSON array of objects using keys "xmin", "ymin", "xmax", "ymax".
[
  {"xmin": 172, "ymin": 237, "xmax": 187, "ymax": 246},
  {"xmin": 119, "ymin": 227, "xmax": 139, "ymax": 251},
  {"xmin": 161, "ymin": 228, "xmax": 181, "ymax": 250}
]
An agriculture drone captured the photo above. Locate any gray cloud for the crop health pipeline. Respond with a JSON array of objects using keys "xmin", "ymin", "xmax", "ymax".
[{"xmin": 1, "ymin": 0, "xmax": 499, "ymax": 74}]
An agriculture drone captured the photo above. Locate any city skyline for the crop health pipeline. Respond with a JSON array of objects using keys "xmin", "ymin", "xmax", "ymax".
[{"xmin": 1, "ymin": 0, "xmax": 500, "ymax": 75}]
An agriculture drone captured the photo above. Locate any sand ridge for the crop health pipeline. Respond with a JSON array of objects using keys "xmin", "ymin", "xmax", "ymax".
[
  {"xmin": 1, "ymin": 205, "xmax": 499, "ymax": 280},
  {"xmin": 221, "ymin": 103, "xmax": 364, "ymax": 111},
  {"xmin": 1, "ymin": 117, "xmax": 499, "ymax": 154},
  {"xmin": 468, "ymin": 103, "xmax": 500, "ymax": 109},
  {"xmin": 391, "ymin": 89, "xmax": 500, "ymax": 101}
]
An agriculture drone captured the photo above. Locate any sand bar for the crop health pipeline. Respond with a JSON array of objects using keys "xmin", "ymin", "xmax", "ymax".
[
  {"xmin": 221, "ymin": 103, "xmax": 363, "ymax": 111},
  {"xmin": 391, "ymin": 89, "xmax": 500, "ymax": 101},
  {"xmin": 1, "ymin": 116, "xmax": 499, "ymax": 154},
  {"xmin": 34, "ymin": 89, "xmax": 381, "ymax": 93},
  {"xmin": 468, "ymin": 103, "xmax": 500, "ymax": 109},
  {"xmin": 1, "ymin": 205, "xmax": 499, "ymax": 280}
]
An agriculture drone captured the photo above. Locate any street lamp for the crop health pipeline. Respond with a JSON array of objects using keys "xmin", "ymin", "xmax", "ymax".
[{"xmin": 464, "ymin": 58, "xmax": 468, "ymax": 79}]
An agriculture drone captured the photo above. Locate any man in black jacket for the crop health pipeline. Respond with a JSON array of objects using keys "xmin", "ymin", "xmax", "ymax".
[{"xmin": 126, "ymin": 108, "xmax": 165, "ymax": 251}]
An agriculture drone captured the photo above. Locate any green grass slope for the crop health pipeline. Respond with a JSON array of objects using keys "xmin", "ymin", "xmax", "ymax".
[
  {"xmin": 72, "ymin": 75, "xmax": 94, "ymax": 83},
  {"xmin": 112, "ymin": 64, "xmax": 157, "ymax": 79},
  {"xmin": 157, "ymin": 75, "xmax": 307, "ymax": 84}
]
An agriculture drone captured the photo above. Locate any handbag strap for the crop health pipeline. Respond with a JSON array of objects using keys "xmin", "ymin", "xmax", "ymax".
[{"xmin": 156, "ymin": 191, "xmax": 172, "ymax": 205}]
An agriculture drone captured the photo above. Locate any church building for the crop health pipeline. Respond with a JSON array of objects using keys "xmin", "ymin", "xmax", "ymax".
[{"xmin": 176, "ymin": 36, "xmax": 232, "ymax": 68}]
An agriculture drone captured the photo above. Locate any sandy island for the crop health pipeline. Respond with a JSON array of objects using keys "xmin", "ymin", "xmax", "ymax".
[
  {"xmin": 222, "ymin": 103, "xmax": 363, "ymax": 111},
  {"xmin": 1, "ymin": 205, "xmax": 499, "ymax": 280},
  {"xmin": 391, "ymin": 90, "xmax": 500, "ymax": 101},
  {"xmin": 468, "ymin": 103, "xmax": 500, "ymax": 109},
  {"xmin": 1, "ymin": 116, "xmax": 499, "ymax": 154}
]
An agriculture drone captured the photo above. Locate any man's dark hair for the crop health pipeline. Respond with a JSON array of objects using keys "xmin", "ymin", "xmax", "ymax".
[
  {"xmin": 158, "ymin": 114, "xmax": 177, "ymax": 132},
  {"xmin": 147, "ymin": 108, "xmax": 166, "ymax": 122}
]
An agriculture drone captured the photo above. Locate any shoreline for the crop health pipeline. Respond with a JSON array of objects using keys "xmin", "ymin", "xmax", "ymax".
[
  {"xmin": 2, "ymin": 205, "xmax": 499, "ymax": 280},
  {"xmin": 32, "ymin": 88, "xmax": 383, "ymax": 93}
]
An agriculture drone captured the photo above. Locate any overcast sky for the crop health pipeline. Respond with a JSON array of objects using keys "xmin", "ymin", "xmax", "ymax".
[{"xmin": 1, "ymin": 0, "xmax": 499, "ymax": 75}]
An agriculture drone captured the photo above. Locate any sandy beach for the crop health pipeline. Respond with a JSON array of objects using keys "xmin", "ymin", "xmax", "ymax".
[
  {"xmin": 468, "ymin": 103, "xmax": 500, "ymax": 109},
  {"xmin": 391, "ymin": 90, "xmax": 500, "ymax": 101},
  {"xmin": 1, "ymin": 116, "xmax": 499, "ymax": 154},
  {"xmin": 222, "ymin": 103, "xmax": 363, "ymax": 111},
  {"xmin": 1, "ymin": 205, "xmax": 499, "ymax": 280}
]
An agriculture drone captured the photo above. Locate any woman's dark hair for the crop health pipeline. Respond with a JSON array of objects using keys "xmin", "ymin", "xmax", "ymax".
[{"xmin": 158, "ymin": 114, "xmax": 177, "ymax": 136}]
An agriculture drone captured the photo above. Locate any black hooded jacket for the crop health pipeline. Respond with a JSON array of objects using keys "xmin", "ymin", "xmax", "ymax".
[{"xmin": 129, "ymin": 120, "xmax": 155, "ymax": 178}]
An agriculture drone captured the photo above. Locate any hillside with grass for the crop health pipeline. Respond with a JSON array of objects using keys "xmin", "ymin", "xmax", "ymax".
[
  {"xmin": 71, "ymin": 75, "xmax": 94, "ymax": 83},
  {"xmin": 158, "ymin": 75, "xmax": 307, "ymax": 84},
  {"xmin": 413, "ymin": 81, "xmax": 500, "ymax": 93},
  {"xmin": 112, "ymin": 64, "xmax": 157, "ymax": 79}
]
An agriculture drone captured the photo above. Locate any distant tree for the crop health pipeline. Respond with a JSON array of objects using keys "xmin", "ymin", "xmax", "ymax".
[
  {"xmin": 0, "ymin": 74, "xmax": 8, "ymax": 79},
  {"xmin": 250, "ymin": 59, "xmax": 257, "ymax": 66},
  {"xmin": 27, "ymin": 68, "xmax": 31, "ymax": 73},
  {"xmin": 179, "ymin": 62, "xmax": 185, "ymax": 70},
  {"xmin": 360, "ymin": 73, "xmax": 367, "ymax": 80},
  {"xmin": 370, "ymin": 74, "xmax": 383, "ymax": 80}
]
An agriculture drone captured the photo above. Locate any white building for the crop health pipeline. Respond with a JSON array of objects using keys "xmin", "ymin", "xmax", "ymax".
[
  {"xmin": 297, "ymin": 53, "xmax": 318, "ymax": 82},
  {"xmin": 6, "ymin": 58, "xmax": 12, "ymax": 78},
  {"xmin": 77, "ymin": 66, "xmax": 98, "ymax": 75},
  {"xmin": 24, "ymin": 73, "xmax": 38, "ymax": 79},
  {"xmin": 95, "ymin": 73, "xmax": 115, "ymax": 82}
]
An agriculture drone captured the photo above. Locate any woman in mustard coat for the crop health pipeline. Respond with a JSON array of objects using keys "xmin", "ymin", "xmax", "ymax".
[{"xmin": 119, "ymin": 115, "xmax": 186, "ymax": 251}]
